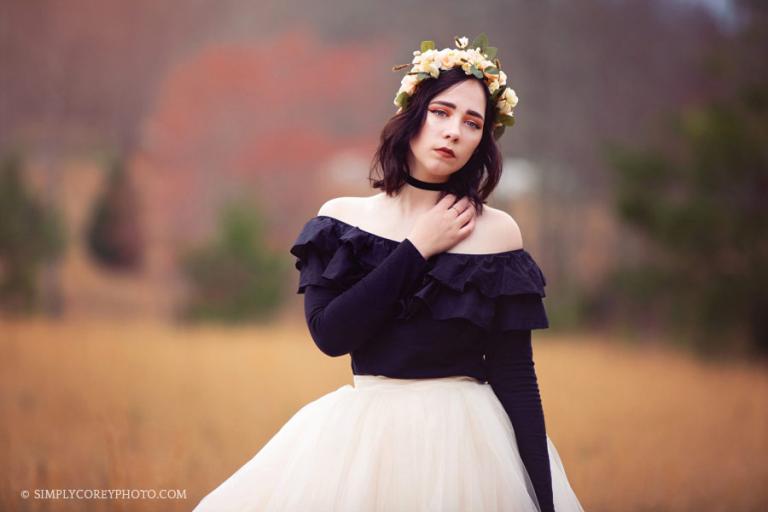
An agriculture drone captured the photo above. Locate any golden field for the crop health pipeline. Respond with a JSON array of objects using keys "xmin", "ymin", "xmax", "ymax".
[{"xmin": 1, "ymin": 319, "xmax": 766, "ymax": 512}]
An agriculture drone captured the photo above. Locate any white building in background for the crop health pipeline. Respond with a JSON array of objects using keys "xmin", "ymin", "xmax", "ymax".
[
  {"xmin": 325, "ymin": 150, "xmax": 371, "ymax": 187},
  {"xmin": 496, "ymin": 157, "xmax": 542, "ymax": 201},
  {"xmin": 322, "ymin": 152, "xmax": 546, "ymax": 200}
]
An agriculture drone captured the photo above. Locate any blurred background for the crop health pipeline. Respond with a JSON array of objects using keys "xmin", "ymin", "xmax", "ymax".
[{"xmin": 1, "ymin": 0, "xmax": 766, "ymax": 510}]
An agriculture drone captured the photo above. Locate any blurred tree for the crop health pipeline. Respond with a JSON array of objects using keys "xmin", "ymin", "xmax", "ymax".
[
  {"xmin": 0, "ymin": 153, "xmax": 66, "ymax": 314},
  {"xmin": 179, "ymin": 199, "xmax": 289, "ymax": 324},
  {"xmin": 85, "ymin": 156, "xmax": 144, "ymax": 270},
  {"xmin": 597, "ymin": 0, "xmax": 768, "ymax": 358},
  {"xmin": 604, "ymin": 81, "xmax": 768, "ymax": 356}
]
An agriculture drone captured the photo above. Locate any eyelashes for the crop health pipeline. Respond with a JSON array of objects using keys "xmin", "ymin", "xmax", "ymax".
[{"xmin": 429, "ymin": 109, "xmax": 482, "ymax": 130}]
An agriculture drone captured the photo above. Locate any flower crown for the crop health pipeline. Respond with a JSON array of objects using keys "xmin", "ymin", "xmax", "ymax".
[{"xmin": 392, "ymin": 33, "xmax": 518, "ymax": 140}]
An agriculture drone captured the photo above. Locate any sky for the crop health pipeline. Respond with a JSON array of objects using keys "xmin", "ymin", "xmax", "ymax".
[{"xmin": 675, "ymin": 0, "xmax": 741, "ymax": 30}]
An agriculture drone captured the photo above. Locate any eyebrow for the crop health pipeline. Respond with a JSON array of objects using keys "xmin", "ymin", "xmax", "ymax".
[{"xmin": 430, "ymin": 100, "xmax": 484, "ymax": 122}]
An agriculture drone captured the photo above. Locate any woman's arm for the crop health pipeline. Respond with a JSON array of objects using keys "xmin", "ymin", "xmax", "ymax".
[
  {"xmin": 302, "ymin": 238, "xmax": 428, "ymax": 357},
  {"xmin": 485, "ymin": 328, "xmax": 555, "ymax": 512}
]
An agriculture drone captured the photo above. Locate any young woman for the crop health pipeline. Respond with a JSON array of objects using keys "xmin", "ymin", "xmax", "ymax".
[{"xmin": 194, "ymin": 35, "xmax": 585, "ymax": 512}]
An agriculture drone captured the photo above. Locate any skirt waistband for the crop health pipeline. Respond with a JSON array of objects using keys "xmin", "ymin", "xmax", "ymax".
[{"xmin": 352, "ymin": 374, "xmax": 483, "ymax": 390}]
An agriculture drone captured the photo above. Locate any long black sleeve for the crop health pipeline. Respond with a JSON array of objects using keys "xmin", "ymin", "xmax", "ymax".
[
  {"xmin": 302, "ymin": 238, "xmax": 429, "ymax": 357},
  {"xmin": 485, "ymin": 328, "xmax": 554, "ymax": 512}
]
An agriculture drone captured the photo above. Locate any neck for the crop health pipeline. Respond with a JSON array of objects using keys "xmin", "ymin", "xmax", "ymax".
[
  {"xmin": 395, "ymin": 156, "xmax": 449, "ymax": 216},
  {"xmin": 395, "ymin": 182, "xmax": 443, "ymax": 217}
]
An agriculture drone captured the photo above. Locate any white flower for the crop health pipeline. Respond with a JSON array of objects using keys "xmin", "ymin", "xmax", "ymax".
[
  {"xmin": 402, "ymin": 74, "xmax": 418, "ymax": 85},
  {"xmin": 421, "ymin": 49, "xmax": 436, "ymax": 60},
  {"xmin": 488, "ymin": 79, "xmax": 500, "ymax": 94},
  {"xmin": 498, "ymin": 70, "xmax": 507, "ymax": 86},
  {"xmin": 438, "ymin": 49, "xmax": 459, "ymax": 69},
  {"xmin": 417, "ymin": 56, "xmax": 440, "ymax": 78},
  {"xmin": 503, "ymin": 87, "xmax": 518, "ymax": 108},
  {"xmin": 456, "ymin": 36, "xmax": 469, "ymax": 49},
  {"xmin": 465, "ymin": 48, "xmax": 481, "ymax": 62},
  {"xmin": 400, "ymin": 74, "xmax": 420, "ymax": 94}
]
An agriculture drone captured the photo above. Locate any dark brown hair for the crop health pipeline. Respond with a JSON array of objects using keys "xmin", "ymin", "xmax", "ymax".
[{"xmin": 368, "ymin": 67, "xmax": 503, "ymax": 215}]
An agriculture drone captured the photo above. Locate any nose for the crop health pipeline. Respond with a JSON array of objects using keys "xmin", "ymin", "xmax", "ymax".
[{"xmin": 442, "ymin": 120, "xmax": 460, "ymax": 142}]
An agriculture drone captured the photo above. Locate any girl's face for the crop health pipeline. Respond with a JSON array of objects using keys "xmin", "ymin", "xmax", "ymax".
[{"xmin": 407, "ymin": 79, "xmax": 487, "ymax": 181}]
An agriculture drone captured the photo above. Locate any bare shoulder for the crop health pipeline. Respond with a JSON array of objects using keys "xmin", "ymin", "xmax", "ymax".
[
  {"xmin": 316, "ymin": 194, "xmax": 382, "ymax": 223},
  {"xmin": 317, "ymin": 196, "xmax": 351, "ymax": 218},
  {"xmin": 463, "ymin": 205, "xmax": 524, "ymax": 253}
]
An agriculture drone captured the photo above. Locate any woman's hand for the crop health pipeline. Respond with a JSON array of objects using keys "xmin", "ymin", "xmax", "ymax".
[{"xmin": 407, "ymin": 194, "xmax": 476, "ymax": 259}]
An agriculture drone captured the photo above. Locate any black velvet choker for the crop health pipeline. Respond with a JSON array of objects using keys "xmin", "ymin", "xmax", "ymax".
[{"xmin": 404, "ymin": 172, "xmax": 450, "ymax": 191}]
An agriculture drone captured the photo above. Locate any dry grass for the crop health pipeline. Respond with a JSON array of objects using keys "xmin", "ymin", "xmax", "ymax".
[{"xmin": 1, "ymin": 319, "xmax": 766, "ymax": 512}]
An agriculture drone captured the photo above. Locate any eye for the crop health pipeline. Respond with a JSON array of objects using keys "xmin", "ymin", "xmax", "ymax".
[{"xmin": 430, "ymin": 108, "xmax": 481, "ymax": 129}]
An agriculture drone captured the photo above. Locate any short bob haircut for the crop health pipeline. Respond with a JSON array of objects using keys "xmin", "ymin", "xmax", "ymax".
[{"xmin": 368, "ymin": 67, "xmax": 503, "ymax": 216}]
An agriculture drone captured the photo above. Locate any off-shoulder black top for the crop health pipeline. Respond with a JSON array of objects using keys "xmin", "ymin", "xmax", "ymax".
[{"xmin": 289, "ymin": 215, "xmax": 554, "ymax": 512}]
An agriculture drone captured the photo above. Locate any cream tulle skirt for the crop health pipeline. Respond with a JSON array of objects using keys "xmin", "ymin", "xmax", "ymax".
[{"xmin": 194, "ymin": 375, "xmax": 584, "ymax": 512}]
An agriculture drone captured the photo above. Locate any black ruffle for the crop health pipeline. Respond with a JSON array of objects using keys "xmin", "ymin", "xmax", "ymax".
[{"xmin": 289, "ymin": 216, "xmax": 549, "ymax": 331}]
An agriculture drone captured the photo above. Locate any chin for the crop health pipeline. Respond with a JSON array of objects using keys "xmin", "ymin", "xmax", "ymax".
[
  {"xmin": 428, "ymin": 160, "xmax": 463, "ymax": 176},
  {"xmin": 441, "ymin": 165, "xmax": 465, "ymax": 177},
  {"xmin": 425, "ymin": 168, "xmax": 456, "ymax": 180}
]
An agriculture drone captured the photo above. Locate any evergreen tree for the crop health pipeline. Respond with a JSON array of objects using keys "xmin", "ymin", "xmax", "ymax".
[
  {"xmin": 85, "ymin": 156, "xmax": 144, "ymax": 270},
  {"xmin": 602, "ymin": 2, "xmax": 768, "ymax": 357},
  {"xmin": 604, "ymin": 81, "xmax": 768, "ymax": 356},
  {"xmin": 179, "ymin": 199, "xmax": 288, "ymax": 324},
  {"xmin": 0, "ymin": 153, "xmax": 66, "ymax": 313}
]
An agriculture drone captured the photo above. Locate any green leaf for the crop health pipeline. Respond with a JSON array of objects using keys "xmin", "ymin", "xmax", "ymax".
[
  {"xmin": 493, "ymin": 124, "xmax": 506, "ymax": 140},
  {"xmin": 420, "ymin": 40, "xmax": 435, "ymax": 52},
  {"xmin": 469, "ymin": 64, "xmax": 483, "ymax": 79},
  {"xmin": 484, "ymin": 66, "xmax": 499, "ymax": 75},
  {"xmin": 500, "ymin": 114, "xmax": 516, "ymax": 127},
  {"xmin": 470, "ymin": 33, "xmax": 489, "ymax": 52},
  {"xmin": 484, "ymin": 46, "xmax": 498, "ymax": 60},
  {"xmin": 395, "ymin": 91, "xmax": 409, "ymax": 107},
  {"xmin": 492, "ymin": 86, "xmax": 506, "ymax": 101},
  {"xmin": 416, "ymin": 72, "xmax": 431, "ymax": 80}
]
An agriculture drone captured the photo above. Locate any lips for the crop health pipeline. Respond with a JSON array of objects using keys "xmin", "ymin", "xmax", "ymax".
[{"xmin": 435, "ymin": 147, "xmax": 455, "ymax": 158}]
